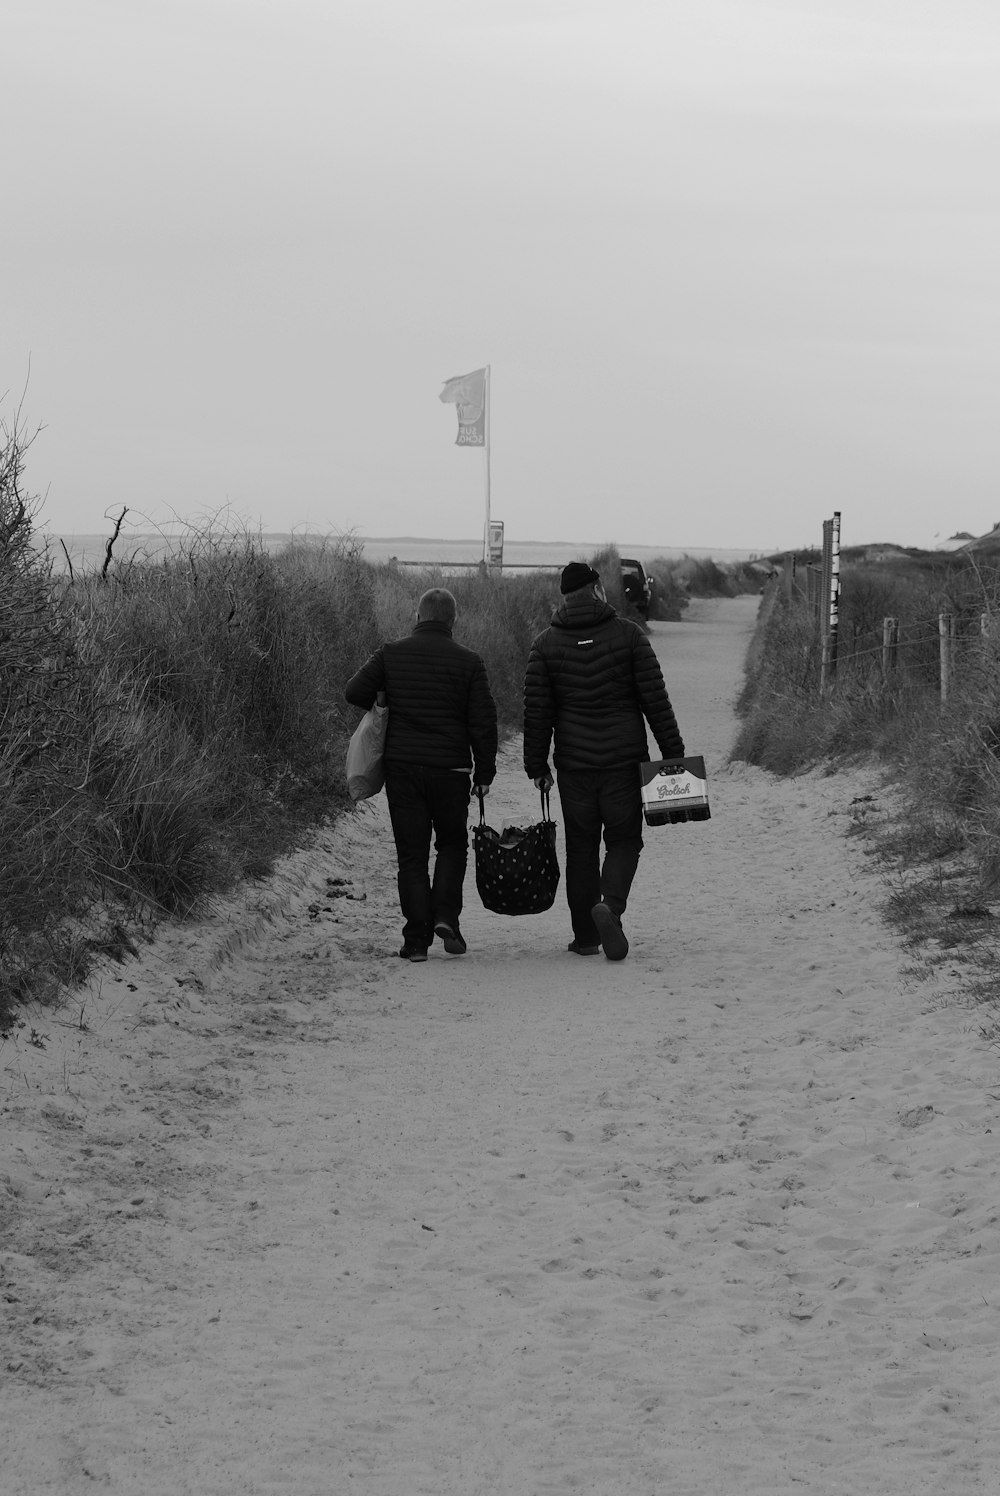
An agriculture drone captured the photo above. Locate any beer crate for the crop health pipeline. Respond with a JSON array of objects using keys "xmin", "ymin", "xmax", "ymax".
[{"xmin": 640, "ymin": 756, "xmax": 711, "ymax": 826}]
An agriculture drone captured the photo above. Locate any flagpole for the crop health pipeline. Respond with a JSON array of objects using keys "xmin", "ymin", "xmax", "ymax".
[{"xmin": 483, "ymin": 364, "xmax": 491, "ymax": 567}]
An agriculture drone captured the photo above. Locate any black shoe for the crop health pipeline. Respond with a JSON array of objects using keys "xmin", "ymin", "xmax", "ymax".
[
  {"xmin": 567, "ymin": 940, "xmax": 601, "ymax": 956},
  {"xmin": 433, "ymin": 920, "xmax": 467, "ymax": 955},
  {"xmin": 591, "ymin": 902, "xmax": 629, "ymax": 961},
  {"xmin": 398, "ymin": 944, "xmax": 429, "ymax": 962}
]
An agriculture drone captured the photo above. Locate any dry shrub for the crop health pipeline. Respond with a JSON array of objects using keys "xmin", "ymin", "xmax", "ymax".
[
  {"xmin": 0, "ymin": 480, "xmax": 388, "ymax": 1021},
  {"xmin": 734, "ymin": 551, "xmax": 1000, "ymax": 902},
  {"xmin": 647, "ymin": 570, "xmax": 689, "ymax": 622},
  {"xmin": 731, "ymin": 595, "xmax": 824, "ymax": 772},
  {"xmin": 585, "ymin": 544, "xmax": 625, "ymax": 610},
  {"xmin": 642, "ymin": 554, "xmax": 764, "ymax": 620},
  {"xmin": 896, "ymin": 651, "xmax": 1000, "ymax": 888},
  {"xmin": 0, "ymin": 422, "xmax": 98, "ymax": 1021},
  {"xmin": 682, "ymin": 557, "xmax": 736, "ymax": 597},
  {"xmin": 77, "ymin": 529, "xmax": 384, "ymax": 809},
  {"xmin": 79, "ymin": 686, "xmax": 236, "ymax": 913}
]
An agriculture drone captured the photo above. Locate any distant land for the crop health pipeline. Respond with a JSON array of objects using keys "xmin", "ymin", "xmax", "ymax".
[
  {"xmin": 357, "ymin": 537, "xmax": 763, "ymax": 567},
  {"xmin": 41, "ymin": 530, "xmax": 765, "ymax": 574}
]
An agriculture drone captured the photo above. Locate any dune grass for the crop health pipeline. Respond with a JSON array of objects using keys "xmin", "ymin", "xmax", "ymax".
[
  {"xmin": 0, "ymin": 422, "xmax": 753, "ymax": 1027},
  {"xmin": 733, "ymin": 555, "xmax": 1000, "ymax": 1001},
  {"xmin": 642, "ymin": 553, "xmax": 765, "ymax": 620},
  {"xmin": 0, "ymin": 447, "xmax": 568, "ymax": 1023}
]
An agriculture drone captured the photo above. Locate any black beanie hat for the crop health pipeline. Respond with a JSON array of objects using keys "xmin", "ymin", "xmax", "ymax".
[{"xmin": 560, "ymin": 562, "xmax": 600, "ymax": 594}]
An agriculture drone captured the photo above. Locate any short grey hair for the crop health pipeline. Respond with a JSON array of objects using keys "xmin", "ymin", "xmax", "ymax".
[{"xmin": 417, "ymin": 587, "xmax": 457, "ymax": 627}]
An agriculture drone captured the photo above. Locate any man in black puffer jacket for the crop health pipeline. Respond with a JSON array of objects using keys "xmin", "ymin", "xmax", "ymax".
[
  {"xmin": 522, "ymin": 562, "xmax": 684, "ymax": 961},
  {"xmin": 345, "ymin": 587, "xmax": 497, "ymax": 962}
]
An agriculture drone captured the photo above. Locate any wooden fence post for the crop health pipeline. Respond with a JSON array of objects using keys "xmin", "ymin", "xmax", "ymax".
[
  {"xmin": 939, "ymin": 612, "xmax": 955, "ymax": 705},
  {"xmin": 882, "ymin": 616, "xmax": 898, "ymax": 677},
  {"xmin": 820, "ymin": 511, "xmax": 840, "ymax": 693}
]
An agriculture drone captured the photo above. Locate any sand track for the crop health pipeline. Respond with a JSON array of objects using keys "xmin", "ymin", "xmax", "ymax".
[{"xmin": 3, "ymin": 596, "xmax": 999, "ymax": 1494}]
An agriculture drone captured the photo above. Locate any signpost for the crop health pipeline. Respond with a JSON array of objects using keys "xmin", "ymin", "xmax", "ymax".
[{"xmin": 820, "ymin": 511, "xmax": 841, "ymax": 693}]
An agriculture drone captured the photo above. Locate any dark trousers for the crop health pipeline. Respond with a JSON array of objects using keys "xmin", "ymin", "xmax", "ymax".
[
  {"xmin": 556, "ymin": 765, "xmax": 644, "ymax": 945},
  {"xmin": 384, "ymin": 764, "xmax": 472, "ymax": 948}
]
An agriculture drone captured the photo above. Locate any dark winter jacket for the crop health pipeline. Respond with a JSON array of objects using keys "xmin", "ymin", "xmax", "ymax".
[
  {"xmin": 345, "ymin": 620, "xmax": 498, "ymax": 784},
  {"xmin": 522, "ymin": 594, "xmax": 684, "ymax": 777}
]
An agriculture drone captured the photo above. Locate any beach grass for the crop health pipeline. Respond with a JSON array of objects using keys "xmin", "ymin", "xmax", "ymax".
[
  {"xmin": 1, "ymin": 424, "xmax": 765, "ymax": 1025},
  {"xmin": 732, "ymin": 554, "xmax": 1000, "ymax": 993}
]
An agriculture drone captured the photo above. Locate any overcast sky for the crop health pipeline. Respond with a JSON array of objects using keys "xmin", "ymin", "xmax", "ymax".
[{"xmin": 5, "ymin": 0, "xmax": 999, "ymax": 553}]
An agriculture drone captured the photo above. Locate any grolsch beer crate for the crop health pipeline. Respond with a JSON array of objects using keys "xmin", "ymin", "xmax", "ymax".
[{"xmin": 640, "ymin": 756, "xmax": 711, "ymax": 826}]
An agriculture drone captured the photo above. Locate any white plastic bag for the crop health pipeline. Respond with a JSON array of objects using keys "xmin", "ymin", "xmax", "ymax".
[{"xmin": 345, "ymin": 699, "xmax": 388, "ymax": 802}]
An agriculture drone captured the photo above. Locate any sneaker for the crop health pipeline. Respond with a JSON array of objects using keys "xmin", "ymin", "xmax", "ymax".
[
  {"xmin": 398, "ymin": 944, "xmax": 429, "ymax": 962},
  {"xmin": 567, "ymin": 940, "xmax": 601, "ymax": 956},
  {"xmin": 433, "ymin": 920, "xmax": 467, "ymax": 955},
  {"xmin": 591, "ymin": 902, "xmax": 629, "ymax": 961}
]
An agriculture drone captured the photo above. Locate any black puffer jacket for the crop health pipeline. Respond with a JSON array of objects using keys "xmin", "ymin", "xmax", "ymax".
[
  {"xmin": 522, "ymin": 594, "xmax": 684, "ymax": 777},
  {"xmin": 345, "ymin": 621, "xmax": 498, "ymax": 784}
]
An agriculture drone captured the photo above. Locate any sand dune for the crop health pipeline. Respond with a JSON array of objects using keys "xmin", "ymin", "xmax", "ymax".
[{"xmin": 3, "ymin": 596, "xmax": 998, "ymax": 1494}]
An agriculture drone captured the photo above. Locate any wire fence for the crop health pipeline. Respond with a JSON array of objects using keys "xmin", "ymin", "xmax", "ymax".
[{"xmin": 779, "ymin": 533, "xmax": 1000, "ymax": 703}]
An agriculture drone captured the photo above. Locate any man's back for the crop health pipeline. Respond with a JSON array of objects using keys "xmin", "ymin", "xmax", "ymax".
[
  {"xmin": 343, "ymin": 585, "xmax": 498, "ymax": 962},
  {"xmin": 523, "ymin": 592, "xmax": 683, "ymax": 774},
  {"xmin": 346, "ymin": 620, "xmax": 497, "ymax": 778},
  {"xmin": 521, "ymin": 562, "xmax": 687, "ymax": 962}
]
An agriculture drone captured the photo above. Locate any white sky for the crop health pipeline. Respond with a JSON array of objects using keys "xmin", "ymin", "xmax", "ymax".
[{"xmin": 5, "ymin": 0, "xmax": 1000, "ymax": 552}]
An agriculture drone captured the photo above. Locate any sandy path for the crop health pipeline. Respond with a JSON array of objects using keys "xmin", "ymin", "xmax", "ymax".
[{"xmin": 4, "ymin": 596, "xmax": 1000, "ymax": 1494}]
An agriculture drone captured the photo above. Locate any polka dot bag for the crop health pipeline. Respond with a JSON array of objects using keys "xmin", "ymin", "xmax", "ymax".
[{"xmin": 473, "ymin": 787, "xmax": 560, "ymax": 916}]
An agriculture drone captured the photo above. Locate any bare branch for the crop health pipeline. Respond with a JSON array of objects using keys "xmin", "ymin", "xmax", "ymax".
[{"xmin": 101, "ymin": 507, "xmax": 128, "ymax": 581}]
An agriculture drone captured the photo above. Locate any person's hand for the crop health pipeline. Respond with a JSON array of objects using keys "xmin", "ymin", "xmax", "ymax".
[
  {"xmin": 474, "ymin": 783, "xmax": 490, "ymax": 797},
  {"xmin": 533, "ymin": 774, "xmax": 554, "ymax": 791}
]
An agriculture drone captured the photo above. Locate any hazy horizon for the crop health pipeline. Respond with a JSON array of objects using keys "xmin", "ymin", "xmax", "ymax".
[{"xmin": 42, "ymin": 529, "xmax": 766, "ymax": 575}]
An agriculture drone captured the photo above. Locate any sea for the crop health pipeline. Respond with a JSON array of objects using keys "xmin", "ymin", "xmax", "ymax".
[{"xmin": 40, "ymin": 531, "xmax": 764, "ymax": 575}]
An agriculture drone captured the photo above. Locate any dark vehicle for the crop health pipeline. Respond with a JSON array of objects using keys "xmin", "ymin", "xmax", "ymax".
[{"xmin": 620, "ymin": 558, "xmax": 652, "ymax": 617}]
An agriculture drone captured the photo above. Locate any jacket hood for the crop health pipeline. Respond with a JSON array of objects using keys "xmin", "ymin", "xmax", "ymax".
[{"xmin": 550, "ymin": 593, "xmax": 618, "ymax": 630}]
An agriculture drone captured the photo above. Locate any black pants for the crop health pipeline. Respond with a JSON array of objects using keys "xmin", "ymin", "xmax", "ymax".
[
  {"xmin": 556, "ymin": 765, "xmax": 644, "ymax": 945},
  {"xmin": 384, "ymin": 764, "xmax": 472, "ymax": 948}
]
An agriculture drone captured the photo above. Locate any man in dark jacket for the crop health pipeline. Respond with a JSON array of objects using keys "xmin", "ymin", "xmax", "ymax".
[
  {"xmin": 345, "ymin": 587, "xmax": 497, "ymax": 962},
  {"xmin": 522, "ymin": 561, "xmax": 685, "ymax": 961}
]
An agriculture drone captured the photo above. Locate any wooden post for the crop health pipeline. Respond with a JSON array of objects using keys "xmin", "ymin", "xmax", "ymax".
[
  {"xmin": 830, "ymin": 510, "xmax": 841, "ymax": 672},
  {"xmin": 882, "ymin": 616, "xmax": 898, "ymax": 677},
  {"xmin": 820, "ymin": 512, "xmax": 840, "ymax": 692},
  {"xmin": 939, "ymin": 612, "xmax": 954, "ymax": 704}
]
